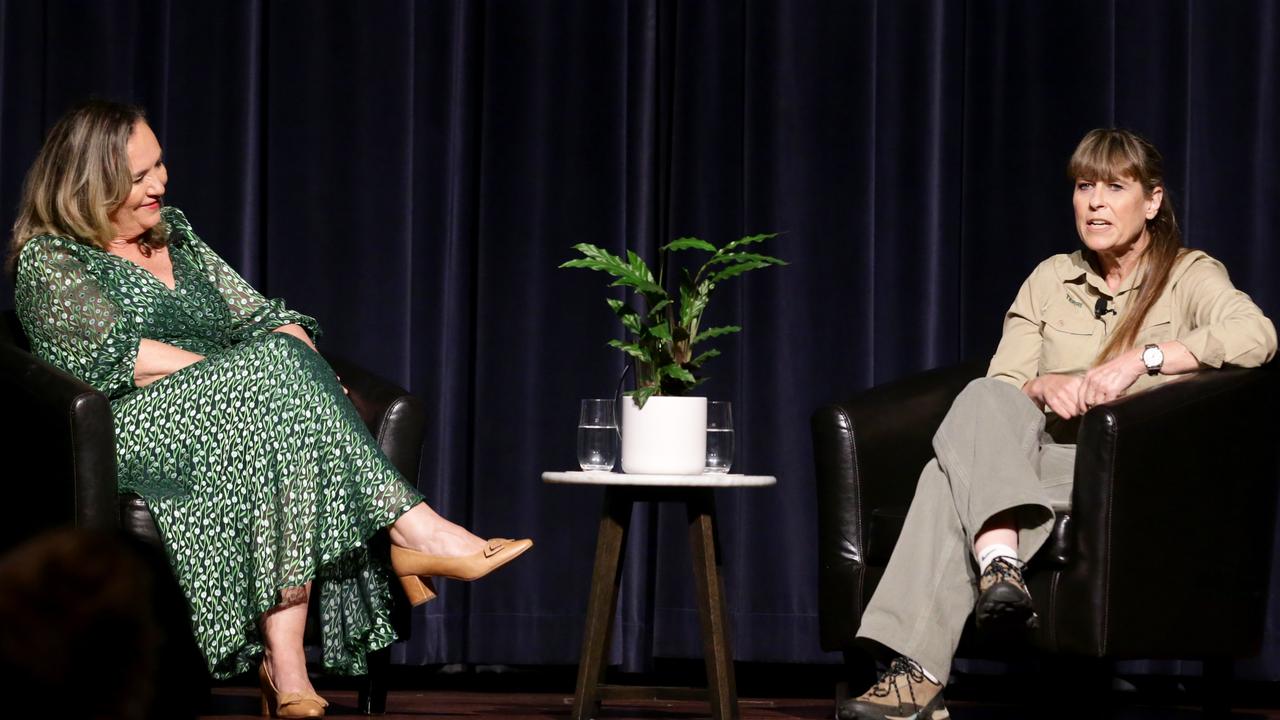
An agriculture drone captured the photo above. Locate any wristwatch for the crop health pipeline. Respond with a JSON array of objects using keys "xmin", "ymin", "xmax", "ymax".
[{"xmin": 1141, "ymin": 343, "xmax": 1164, "ymax": 376}]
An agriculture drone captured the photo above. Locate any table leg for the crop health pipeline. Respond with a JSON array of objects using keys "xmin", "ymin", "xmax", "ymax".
[
  {"xmin": 687, "ymin": 489, "xmax": 739, "ymax": 720},
  {"xmin": 571, "ymin": 488, "xmax": 634, "ymax": 720}
]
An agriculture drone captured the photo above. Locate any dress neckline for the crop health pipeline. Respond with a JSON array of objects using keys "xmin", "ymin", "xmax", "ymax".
[{"xmin": 104, "ymin": 244, "xmax": 182, "ymax": 293}]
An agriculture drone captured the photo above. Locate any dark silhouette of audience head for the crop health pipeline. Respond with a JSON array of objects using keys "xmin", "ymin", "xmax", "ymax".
[{"xmin": 0, "ymin": 527, "xmax": 203, "ymax": 719}]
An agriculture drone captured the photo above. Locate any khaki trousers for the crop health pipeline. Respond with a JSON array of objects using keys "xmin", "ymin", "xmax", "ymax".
[{"xmin": 855, "ymin": 378, "xmax": 1076, "ymax": 681}]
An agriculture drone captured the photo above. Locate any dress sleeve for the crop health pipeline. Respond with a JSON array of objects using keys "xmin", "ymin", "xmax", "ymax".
[
  {"xmin": 1173, "ymin": 255, "xmax": 1277, "ymax": 368},
  {"xmin": 167, "ymin": 208, "xmax": 321, "ymax": 345},
  {"xmin": 15, "ymin": 237, "xmax": 141, "ymax": 399},
  {"xmin": 986, "ymin": 269, "xmax": 1045, "ymax": 389}
]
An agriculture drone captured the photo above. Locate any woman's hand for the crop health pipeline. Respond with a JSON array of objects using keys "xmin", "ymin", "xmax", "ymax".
[
  {"xmin": 1023, "ymin": 373, "xmax": 1088, "ymax": 418},
  {"xmin": 1076, "ymin": 340, "xmax": 1200, "ymax": 410},
  {"xmin": 134, "ymin": 339, "xmax": 205, "ymax": 387},
  {"xmin": 1077, "ymin": 352, "xmax": 1145, "ymax": 410}
]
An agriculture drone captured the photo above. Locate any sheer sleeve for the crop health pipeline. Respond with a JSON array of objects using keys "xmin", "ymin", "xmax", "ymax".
[
  {"xmin": 165, "ymin": 208, "xmax": 321, "ymax": 345},
  {"xmin": 15, "ymin": 237, "xmax": 142, "ymax": 399}
]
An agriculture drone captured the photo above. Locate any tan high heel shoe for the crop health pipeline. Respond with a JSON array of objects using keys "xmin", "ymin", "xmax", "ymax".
[
  {"xmin": 259, "ymin": 659, "xmax": 328, "ymax": 718},
  {"xmin": 391, "ymin": 538, "xmax": 533, "ymax": 606}
]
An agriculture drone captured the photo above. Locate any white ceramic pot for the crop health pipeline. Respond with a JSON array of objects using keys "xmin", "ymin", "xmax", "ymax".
[{"xmin": 620, "ymin": 395, "xmax": 707, "ymax": 475}]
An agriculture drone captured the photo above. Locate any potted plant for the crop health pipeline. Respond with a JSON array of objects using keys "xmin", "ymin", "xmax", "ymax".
[{"xmin": 561, "ymin": 234, "xmax": 784, "ymax": 474}]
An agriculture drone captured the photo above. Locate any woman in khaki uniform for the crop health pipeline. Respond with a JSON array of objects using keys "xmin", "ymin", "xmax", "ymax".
[{"xmin": 839, "ymin": 129, "xmax": 1277, "ymax": 720}]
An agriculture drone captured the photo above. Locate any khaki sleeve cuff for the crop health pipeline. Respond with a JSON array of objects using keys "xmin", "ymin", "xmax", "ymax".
[
  {"xmin": 1178, "ymin": 326, "xmax": 1225, "ymax": 368},
  {"xmin": 986, "ymin": 373, "xmax": 1027, "ymax": 389}
]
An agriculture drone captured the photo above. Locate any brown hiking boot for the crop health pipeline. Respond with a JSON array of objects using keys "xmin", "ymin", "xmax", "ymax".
[
  {"xmin": 975, "ymin": 556, "xmax": 1038, "ymax": 630},
  {"xmin": 837, "ymin": 656, "xmax": 949, "ymax": 720}
]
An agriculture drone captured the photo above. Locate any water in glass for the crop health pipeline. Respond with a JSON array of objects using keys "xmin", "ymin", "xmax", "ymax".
[
  {"xmin": 705, "ymin": 400, "xmax": 734, "ymax": 473},
  {"xmin": 578, "ymin": 399, "xmax": 617, "ymax": 471},
  {"xmin": 705, "ymin": 428, "xmax": 734, "ymax": 473}
]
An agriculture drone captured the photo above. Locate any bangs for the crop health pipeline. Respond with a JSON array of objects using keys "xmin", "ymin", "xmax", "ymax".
[{"xmin": 1068, "ymin": 130, "xmax": 1145, "ymax": 183}]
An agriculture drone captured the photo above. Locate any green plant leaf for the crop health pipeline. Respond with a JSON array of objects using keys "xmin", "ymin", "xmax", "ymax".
[
  {"xmin": 562, "ymin": 244, "xmax": 666, "ymax": 295},
  {"xmin": 689, "ymin": 348, "xmax": 721, "ymax": 367},
  {"xmin": 707, "ymin": 260, "xmax": 770, "ymax": 285},
  {"xmin": 626, "ymin": 250, "xmax": 656, "ymax": 282},
  {"xmin": 606, "ymin": 298, "xmax": 644, "ymax": 334},
  {"xmin": 720, "ymin": 232, "xmax": 780, "ymax": 253},
  {"xmin": 693, "ymin": 325, "xmax": 741, "ymax": 344},
  {"xmin": 679, "ymin": 283, "xmax": 711, "ymax": 329},
  {"xmin": 608, "ymin": 275, "xmax": 666, "ymax": 296},
  {"xmin": 629, "ymin": 384, "xmax": 660, "ymax": 409},
  {"xmin": 564, "ymin": 234, "xmax": 782, "ymax": 407},
  {"xmin": 646, "ymin": 298, "xmax": 672, "ymax": 318},
  {"xmin": 604, "ymin": 295, "xmax": 645, "ymax": 335},
  {"xmin": 606, "ymin": 297, "xmax": 642, "ymax": 319},
  {"xmin": 662, "ymin": 237, "xmax": 718, "ymax": 253},
  {"xmin": 607, "ymin": 339, "xmax": 652, "ymax": 362},
  {"xmin": 560, "ymin": 243, "xmax": 625, "ymax": 270},
  {"xmin": 658, "ymin": 363, "xmax": 697, "ymax": 384},
  {"xmin": 705, "ymin": 251, "xmax": 787, "ymax": 267}
]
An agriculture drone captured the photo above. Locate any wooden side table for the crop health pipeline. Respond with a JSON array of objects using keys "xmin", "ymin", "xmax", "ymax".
[{"xmin": 542, "ymin": 471, "xmax": 777, "ymax": 720}]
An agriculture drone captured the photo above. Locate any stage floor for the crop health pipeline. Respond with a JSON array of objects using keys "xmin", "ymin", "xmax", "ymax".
[{"xmin": 200, "ymin": 686, "xmax": 1280, "ymax": 719}]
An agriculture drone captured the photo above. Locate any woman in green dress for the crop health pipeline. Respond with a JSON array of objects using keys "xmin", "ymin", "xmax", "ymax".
[{"xmin": 8, "ymin": 100, "xmax": 532, "ymax": 719}]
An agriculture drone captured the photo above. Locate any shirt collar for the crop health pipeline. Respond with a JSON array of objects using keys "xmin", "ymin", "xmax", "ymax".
[{"xmin": 1055, "ymin": 250, "xmax": 1142, "ymax": 298}]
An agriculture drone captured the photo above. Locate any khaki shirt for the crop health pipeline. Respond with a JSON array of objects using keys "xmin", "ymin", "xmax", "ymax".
[{"xmin": 988, "ymin": 249, "xmax": 1277, "ymax": 396}]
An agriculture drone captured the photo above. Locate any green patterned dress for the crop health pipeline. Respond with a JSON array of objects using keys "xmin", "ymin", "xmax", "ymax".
[{"xmin": 14, "ymin": 206, "xmax": 423, "ymax": 679}]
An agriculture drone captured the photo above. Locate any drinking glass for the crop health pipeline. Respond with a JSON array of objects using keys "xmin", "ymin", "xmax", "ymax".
[
  {"xmin": 705, "ymin": 400, "xmax": 734, "ymax": 473},
  {"xmin": 578, "ymin": 399, "xmax": 618, "ymax": 472}
]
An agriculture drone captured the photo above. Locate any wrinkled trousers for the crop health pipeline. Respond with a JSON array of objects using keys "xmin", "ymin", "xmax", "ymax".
[{"xmin": 855, "ymin": 378, "xmax": 1075, "ymax": 680}]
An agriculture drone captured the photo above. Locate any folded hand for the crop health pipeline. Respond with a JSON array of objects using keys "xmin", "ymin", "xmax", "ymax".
[
  {"xmin": 1077, "ymin": 352, "xmax": 1144, "ymax": 410},
  {"xmin": 1023, "ymin": 373, "xmax": 1087, "ymax": 418}
]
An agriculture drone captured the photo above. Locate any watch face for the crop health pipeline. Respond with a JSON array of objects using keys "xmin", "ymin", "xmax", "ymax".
[{"xmin": 1143, "ymin": 346, "xmax": 1163, "ymax": 367}]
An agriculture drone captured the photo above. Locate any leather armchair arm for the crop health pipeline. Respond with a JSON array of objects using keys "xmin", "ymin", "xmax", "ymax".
[
  {"xmin": 323, "ymin": 354, "xmax": 427, "ymax": 484},
  {"xmin": 811, "ymin": 360, "xmax": 986, "ymax": 650},
  {"xmin": 0, "ymin": 342, "xmax": 118, "ymax": 537},
  {"xmin": 1059, "ymin": 365, "xmax": 1279, "ymax": 657}
]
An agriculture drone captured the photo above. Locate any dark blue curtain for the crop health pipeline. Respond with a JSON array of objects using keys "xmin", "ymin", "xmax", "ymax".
[{"xmin": 2, "ymin": 0, "xmax": 1279, "ymax": 677}]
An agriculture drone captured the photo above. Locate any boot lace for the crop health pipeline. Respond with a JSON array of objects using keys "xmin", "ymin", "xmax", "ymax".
[
  {"xmin": 868, "ymin": 656, "xmax": 930, "ymax": 705},
  {"xmin": 982, "ymin": 556, "xmax": 1029, "ymax": 594}
]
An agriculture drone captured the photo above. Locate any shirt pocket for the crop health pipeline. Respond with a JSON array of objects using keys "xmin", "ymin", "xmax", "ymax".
[
  {"xmin": 1039, "ymin": 315, "xmax": 1100, "ymax": 375},
  {"xmin": 1136, "ymin": 304, "xmax": 1174, "ymax": 347}
]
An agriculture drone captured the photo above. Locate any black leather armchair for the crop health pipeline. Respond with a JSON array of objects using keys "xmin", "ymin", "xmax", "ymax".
[
  {"xmin": 0, "ymin": 309, "xmax": 426, "ymax": 715},
  {"xmin": 812, "ymin": 360, "xmax": 1280, "ymax": 712}
]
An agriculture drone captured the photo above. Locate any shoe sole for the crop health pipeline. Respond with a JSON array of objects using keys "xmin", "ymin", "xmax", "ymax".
[
  {"xmin": 975, "ymin": 583, "xmax": 1038, "ymax": 630},
  {"xmin": 838, "ymin": 701, "xmax": 949, "ymax": 720}
]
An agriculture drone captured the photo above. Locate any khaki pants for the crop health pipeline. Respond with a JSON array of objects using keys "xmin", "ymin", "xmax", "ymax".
[{"xmin": 855, "ymin": 378, "xmax": 1075, "ymax": 681}]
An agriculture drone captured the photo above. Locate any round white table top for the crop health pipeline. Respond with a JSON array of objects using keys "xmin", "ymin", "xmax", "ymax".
[{"xmin": 542, "ymin": 471, "xmax": 776, "ymax": 488}]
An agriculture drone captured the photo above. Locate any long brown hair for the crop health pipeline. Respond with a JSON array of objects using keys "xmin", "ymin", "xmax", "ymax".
[
  {"xmin": 7, "ymin": 100, "xmax": 169, "ymax": 271},
  {"xmin": 1068, "ymin": 128, "xmax": 1185, "ymax": 363}
]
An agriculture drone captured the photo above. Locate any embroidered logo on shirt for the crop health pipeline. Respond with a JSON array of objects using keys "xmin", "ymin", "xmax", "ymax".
[{"xmin": 1065, "ymin": 293, "xmax": 1084, "ymax": 308}]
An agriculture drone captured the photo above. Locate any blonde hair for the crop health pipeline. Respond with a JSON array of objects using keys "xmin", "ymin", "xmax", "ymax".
[
  {"xmin": 1068, "ymin": 128, "xmax": 1186, "ymax": 363},
  {"xmin": 7, "ymin": 100, "xmax": 169, "ymax": 270}
]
